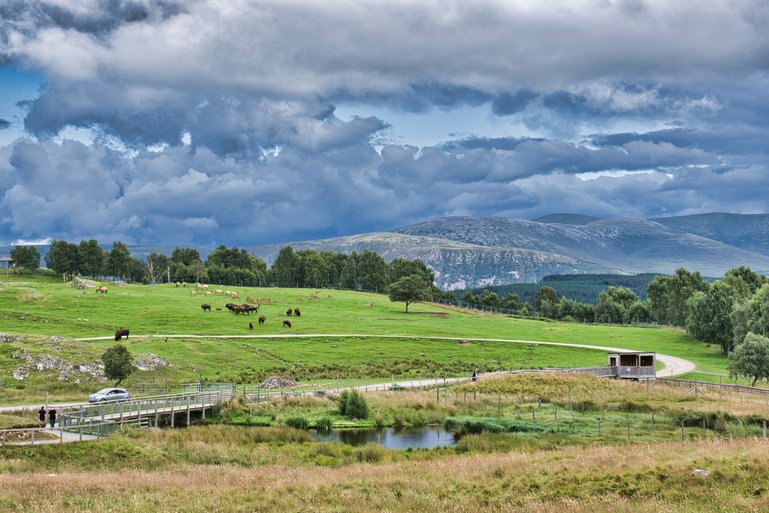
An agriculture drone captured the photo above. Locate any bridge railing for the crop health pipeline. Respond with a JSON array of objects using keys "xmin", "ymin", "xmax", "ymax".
[{"xmin": 59, "ymin": 388, "xmax": 232, "ymax": 429}]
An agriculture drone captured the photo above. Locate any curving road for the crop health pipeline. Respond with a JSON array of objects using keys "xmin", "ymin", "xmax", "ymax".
[
  {"xmin": 1, "ymin": 334, "xmax": 694, "ymax": 415},
  {"xmin": 76, "ymin": 333, "xmax": 695, "ymax": 378}
]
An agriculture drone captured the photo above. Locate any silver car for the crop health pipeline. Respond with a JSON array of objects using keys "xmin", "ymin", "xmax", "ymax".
[{"xmin": 89, "ymin": 387, "xmax": 130, "ymax": 403}]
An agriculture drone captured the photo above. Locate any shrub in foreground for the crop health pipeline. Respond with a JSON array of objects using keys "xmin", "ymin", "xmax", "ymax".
[{"xmin": 338, "ymin": 390, "xmax": 369, "ymax": 419}]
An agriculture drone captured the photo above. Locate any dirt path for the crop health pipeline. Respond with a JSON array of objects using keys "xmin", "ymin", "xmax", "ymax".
[{"xmin": 76, "ymin": 333, "xmax": 696, "ymax": 377}]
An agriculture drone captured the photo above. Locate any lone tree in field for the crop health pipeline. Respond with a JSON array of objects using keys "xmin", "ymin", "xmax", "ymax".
[
  {"xmin": 388, "ymin": 273, "xmax": 432, "ymax": 313},
  {"xmin": 729, "ymin": 333, "xmax": 769, "ymax": 386},
  {"xmin": 102, "ymin": 344, "xmax": 134, "ymax": 385}
]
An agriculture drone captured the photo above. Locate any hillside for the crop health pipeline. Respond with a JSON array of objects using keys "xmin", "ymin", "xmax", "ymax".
[
  {"xmin": 250, "ymin": 214, "xmax": 769, "ymax": 289},
  {"xmin": 248, "ymin": 232, "xmax": 614, "ymax": 289},
  {"xmin": 395, "ymin": 216, "xmax": 769, "ymax": 275},
  {"xmin": 8, "ymin": 213, "xmax": 769, "ymax": 291},
  {"xmin": 651, "ymin": 212, "xmax": 769, "ymax": 256}
]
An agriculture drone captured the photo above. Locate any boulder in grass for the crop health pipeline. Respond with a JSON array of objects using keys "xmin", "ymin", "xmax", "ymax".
[{"xmin": 261, "ymin": 376, "xmax": 298, "ymax": 388}]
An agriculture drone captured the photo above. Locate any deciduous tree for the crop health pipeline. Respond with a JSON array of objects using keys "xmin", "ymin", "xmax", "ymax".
[
  {"xmin": 388, "ymin": 274, "xmax": 433, "ymax": 312},
  {"xmin": 45, "ymin": 240, "xmax": 79, "ymax": 279},
  {"xmin": 102, "ymin": 344, "xmax": 134, "ymax": 385},
  {"xmin": 10, "ymin": 245, "xmax": 40, "ymax": 270},
  {"xmin": 78, "ymin": 240, "xmax": 105, "ymax": 277},
  {"xmin": 107, "ymin": 242, "xmax": 132, "ymax": 280},
  {"xmin": 729, "ymin": 333, "xmax": 769, "ymax": 386},
  {"xmin": 686, "ymin": 281, "xmax": 735, "ymax": 353}
]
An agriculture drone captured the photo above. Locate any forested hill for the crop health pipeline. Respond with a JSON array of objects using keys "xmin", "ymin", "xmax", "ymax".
[
  {"xmin": 244, "ymin": 213, "xmax": 769, "ymax": 290},
  {"xmin": 472, "ymin": 273, "xmax": 663, "ymax": 306}
]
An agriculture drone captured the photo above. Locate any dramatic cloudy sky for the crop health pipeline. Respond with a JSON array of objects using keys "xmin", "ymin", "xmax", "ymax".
[{"xmin": 1, "ymin": 0, "xmax": 768, "ymax": 247}]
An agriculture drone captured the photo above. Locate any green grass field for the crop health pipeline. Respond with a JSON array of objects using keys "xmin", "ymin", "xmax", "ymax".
[{"xmin": 0, "ymin": 272, "xmax": 731, "ymax": 403}]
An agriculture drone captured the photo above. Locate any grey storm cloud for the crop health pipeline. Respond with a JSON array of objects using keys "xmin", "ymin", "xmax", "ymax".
[
  {"xmin": 5, "ymin": 1, "xmax": 769, "ymax": 93},
  {"xmin": 0, "ymin": 128, "xmax": 744, "ymax": 246},
  {"xmin": 0, "ymin": 119, "xmax": 10, "ymax": 130},
  {"xmin": 1, "ymin": 0, "xmax": 769, "ymax": 246}
]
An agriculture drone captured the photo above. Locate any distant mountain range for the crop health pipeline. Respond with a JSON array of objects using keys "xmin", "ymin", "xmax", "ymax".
[
  {"xmin": 249, "ymin": 213, "xmax": 769, "ymax": 290},
  {"xmin": 5, "ymin": 213, "xmax": 769, "ymax": 291}
]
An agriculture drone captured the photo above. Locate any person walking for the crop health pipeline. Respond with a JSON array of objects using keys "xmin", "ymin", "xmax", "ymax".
[
  {"xmin": 48, "ymin": 407, "xmax": 57, "ymax": 429},
  {"xmin": 38, "ymin": 406, "xmax": 46, "ymax": 426},
  {"xmin": 471, "ymin": 369, "xmax": 477, "ymax": 382}
]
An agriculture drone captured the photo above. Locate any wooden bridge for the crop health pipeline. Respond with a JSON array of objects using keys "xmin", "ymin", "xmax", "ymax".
[{"xmin": 58, "ymin": 385, "xmax": 233, "ymax": 438}]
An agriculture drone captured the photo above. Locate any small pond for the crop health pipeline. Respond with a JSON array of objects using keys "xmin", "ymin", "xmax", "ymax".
[{"xmin": 309, "ymin": 426, "xmax": 455, "ymax": 449}]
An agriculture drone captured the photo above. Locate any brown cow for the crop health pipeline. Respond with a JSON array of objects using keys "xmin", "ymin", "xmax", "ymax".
[
  {"xmin": 114, "ymin": 329, "xmax": 129, "ymax": 341},
  {"xmin": 282, "ymin": 320, "xmax": 292, "ymax": 328},
  {"xmin": 286, "ymin": 308, "xmax": 293, "ymax": 316},
  {"xmin": 258, "ymin": 315, "xmax": 266, "ymax": 325},
  {"xmin": 294, "ymin": 307, "xmax": 301, "ymax": 317},
  {"xmin": 95, "ymin": 286, "xmax": 108, "ymax": 293},
  {"xmin": 201, "ymin": 304, "xmax": 211, "ymax": 312}
]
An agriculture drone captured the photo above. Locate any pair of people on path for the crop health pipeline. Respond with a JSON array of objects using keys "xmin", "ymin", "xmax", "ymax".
[{"xmin": 39, "ymin": 406, "xmax": 57, "ymax": 428}]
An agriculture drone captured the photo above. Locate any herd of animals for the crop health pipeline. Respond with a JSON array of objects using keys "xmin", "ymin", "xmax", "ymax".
[{"xmin": 110, "ymin": 282, "xmax": 305, "ymax": 341}]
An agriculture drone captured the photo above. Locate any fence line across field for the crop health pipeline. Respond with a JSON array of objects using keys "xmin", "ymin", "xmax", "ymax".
[{"xmin": 4, "ymin": 372, "xmax": 769, "ymax": 445}]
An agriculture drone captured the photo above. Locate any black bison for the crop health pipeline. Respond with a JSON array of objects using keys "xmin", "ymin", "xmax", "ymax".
[
  {"xmin": 201, "ymin": 304, "xmax": 211, "ymax": 312},
  {"xmin": 114, "ymin": 329, "xmax": 129, "ymax": 341},
  {"xmin": 258, "ymin": 315, "xmax": 266, "ymax": 325},
  {"xmin": 286, "ymin": 308, "xmax": 293, "ymax": 316},
  {"xmin": 294, "ymin": 307, "xmax": 301, "ymax": 317},
  {"xmin": 282, "ymin": 320, "xmax": 292, "ymax": 328}
]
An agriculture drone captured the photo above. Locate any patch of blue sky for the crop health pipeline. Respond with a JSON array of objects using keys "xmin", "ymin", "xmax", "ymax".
[
  {"xmin": 0, "ymin": 67, "xmax": 44, "ymax": 145},
  {"xmin": 333, "ymin": 102, "xmax": 540, "ymax": 149}
]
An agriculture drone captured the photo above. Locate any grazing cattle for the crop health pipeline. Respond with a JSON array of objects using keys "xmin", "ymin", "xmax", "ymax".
[
  {"xmin": 246, "ymin": 296, "xmax": 255, "ymax": 303},
  {"xmin": 231, "ymin": 291, "xmax": 240, "ymax": 299},
  {"xmin": 248, "ymin": 322, "xmax": 253, "ymax": 330},
  {"xmin": 201, "ymin": 304, "xmax": 211, "ymax": 312},
  {"xmin": 114, "ymin": 328, "xmax": 129, "ymax": 341},
  {"xmin": 191, "ymin": 290, "xmax": 198, "ymax": 296},
  {"xmin": 294, "ymin": 308, "xmax": 301, "ymax": 317},
  {"xmin": 216, "ymin": 307, "xmax": 222, "ymax": 312},
  {"xmin": 95, "ymin": 286, "xmax": 108, "ymax": 293},
  {"xmin": 196, "ymin": 283, "xmax": 208, "ymax": 289},
  {"xmin": 282, "ymin": 320, "xmax": 292, "ymax": 328},
  {"xmin": 286, "ymin": 308, "xmax": 293, "ymax": 316},
  {"xmin": 258, "ymin": 315, "xmax": 266, "ymax": 325}
]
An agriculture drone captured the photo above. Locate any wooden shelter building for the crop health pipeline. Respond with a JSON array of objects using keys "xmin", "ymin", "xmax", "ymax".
[{"xmin": 607, "ymin": 351, "xmax": 656, "ymax": 380}]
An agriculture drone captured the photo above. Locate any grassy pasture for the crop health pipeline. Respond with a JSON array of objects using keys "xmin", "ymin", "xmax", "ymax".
[{"xmin": 0, "ymin": 272, "xmax": 732, "ymax": 402}]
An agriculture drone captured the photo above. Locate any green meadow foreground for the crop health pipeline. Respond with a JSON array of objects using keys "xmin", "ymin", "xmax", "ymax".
[{"xmin": 0, "ymin": 273, "xmax": 731, "ymax": 404}]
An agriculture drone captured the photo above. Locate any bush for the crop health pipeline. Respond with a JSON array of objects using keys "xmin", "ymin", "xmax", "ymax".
[
  {"xmin": 315, "ymin": 417, "xmax": 333, "ymax": 431},
  {"xmin": 285, "ymin": 416, "xmax": 310, "ymax": 429},
  {"xmin": 338, "ymin": 390, "xmax": 369, "ymax": 420},
  {"xmin": 355, "ymin": 444, "xmax": 386, "ymax": 463},
  {"xmin": 444, "ymin": 416, "xmax": 547, "ymax": 434}
]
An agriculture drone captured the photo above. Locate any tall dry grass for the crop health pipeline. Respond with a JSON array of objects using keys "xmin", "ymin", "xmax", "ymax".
[{"xmin": 3, "ymin": 437, "xmax": 769, "ymax": 512}]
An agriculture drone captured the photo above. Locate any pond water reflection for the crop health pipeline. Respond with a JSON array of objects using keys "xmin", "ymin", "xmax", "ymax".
[{"xmin": 310, "ymin": 426, "xmax": 455, "ymax": 449}]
